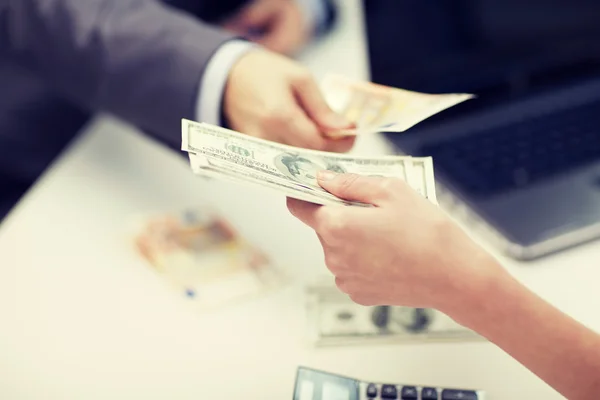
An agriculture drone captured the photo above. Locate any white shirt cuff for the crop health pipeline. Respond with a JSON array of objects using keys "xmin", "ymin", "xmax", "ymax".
[{"xmin": 196, "ymin": 40, "xmax": 258, "ymax": 125}]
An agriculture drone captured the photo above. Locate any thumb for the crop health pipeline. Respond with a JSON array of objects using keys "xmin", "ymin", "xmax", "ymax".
[
  {"xmin": 293, "ymin": 75, "xmax": 352, "ymax": 130},
  {"xmin": 317, "ymin": 171, "xmax": 392, "ymax": 205}
]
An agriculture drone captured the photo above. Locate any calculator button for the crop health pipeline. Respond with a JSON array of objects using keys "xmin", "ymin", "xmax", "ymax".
[
  {"xmin": 381, "ymin": 384, "xmax": 398, "ymax": 399},
  {"xmin": 400, "ymin": 386, "xmax": 418, "ymax": 399},
  {"xmin": 366, "ymin": 383, "xmax": 378, "ymax": 398},
  {"xmin": 441, "ymin": 389, "xmax": 478, "ymax": 400},
  {"xmin": 421, "ymin": 387, "xmax": 438, "ymax": 399}
]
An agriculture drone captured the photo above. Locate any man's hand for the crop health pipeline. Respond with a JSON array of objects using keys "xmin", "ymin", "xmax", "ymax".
[
  {"xmin": 222, "ymin": 0, "xmax": 311, "ymax": 55},
  {"xmin": 224, "ymin": 49, "xmax": 355, "ymax": 152},
  {"xmin": 286, "ymin": 171, "xmax": 505, "ymax": 313}
]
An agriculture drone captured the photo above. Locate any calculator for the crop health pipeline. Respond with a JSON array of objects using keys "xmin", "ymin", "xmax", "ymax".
[{"xmin": 293, "ymin": 367, "xmax": 485, "ymax": 400}]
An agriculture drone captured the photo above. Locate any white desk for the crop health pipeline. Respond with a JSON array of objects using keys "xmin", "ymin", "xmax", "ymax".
[{"xmin": 1, "ymin": 1, "xmax": 599, "ymax": 399}]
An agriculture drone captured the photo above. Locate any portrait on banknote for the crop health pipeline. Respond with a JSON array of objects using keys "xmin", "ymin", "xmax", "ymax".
[
  {"xmin": 305, "ymin": 281, "xmax": 480, "ymax": 346},
  {"xmin": 275, "ymin": 152, "xmax": 346, "ymax": 188}
]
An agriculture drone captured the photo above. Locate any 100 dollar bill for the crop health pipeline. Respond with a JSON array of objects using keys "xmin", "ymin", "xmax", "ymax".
[
  {"xmin": 306, "ymin": 282, "xmax": 480, "ymax": 346},
  {"xmin": 181, "ymin": 120, "xmax": 437, "ymax": 206}
]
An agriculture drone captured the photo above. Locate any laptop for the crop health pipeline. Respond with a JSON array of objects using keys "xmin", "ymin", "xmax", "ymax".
[{"xmin": 365, "ymin": 1, "xmax": 600, "ymax": 260}]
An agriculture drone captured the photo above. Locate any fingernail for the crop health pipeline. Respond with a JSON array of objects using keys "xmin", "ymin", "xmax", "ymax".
[{"xmin": 318, "ymin": 170, "xmax": 337, "ymax": 181}]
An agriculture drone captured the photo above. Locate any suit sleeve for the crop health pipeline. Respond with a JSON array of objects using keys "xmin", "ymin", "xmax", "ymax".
[{"xmin": 0, "ymin": 0, "xmax": 235, "ymax": 148}]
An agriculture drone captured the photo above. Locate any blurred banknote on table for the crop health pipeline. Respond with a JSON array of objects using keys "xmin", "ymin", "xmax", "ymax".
[
  {"xmin": 131, "ymin": 208, "xmax": 285, "ymax": 310},
  {"xmin": 321, "ymin": 74, "xmax": 474, "ymax": 136},
  {"xmin": 305, "ymin": 281, "xmax": 481, "ymax": 346},
  {"xmin": 181, "ymin": 120, "xmax": 437, "ymax": 206}
]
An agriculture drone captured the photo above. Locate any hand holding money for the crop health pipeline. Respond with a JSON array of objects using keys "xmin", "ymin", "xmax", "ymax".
[
  {"xmin": 286, "ymin": 172, "xmax": 501, "ymax": 313},
  {"xmin": 223, "ymin": 50, "xmax": 356, "ymax": 152}
]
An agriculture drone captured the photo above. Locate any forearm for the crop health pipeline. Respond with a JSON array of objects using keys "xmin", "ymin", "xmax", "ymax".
[{"xmin": 453, "ymin": 261, "xmax": 600, "ymax": 399}]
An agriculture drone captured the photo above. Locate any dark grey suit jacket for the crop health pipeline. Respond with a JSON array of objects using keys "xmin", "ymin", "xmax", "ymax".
[{"xmin": 0, "ymin": 0, "xmax": 249, "ymax": 220}]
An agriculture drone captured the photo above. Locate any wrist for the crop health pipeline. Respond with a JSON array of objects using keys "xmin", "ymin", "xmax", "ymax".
[
  {"xmin": 437, "ymin": 238, "xmax": 513, "ymax": 325},
  {"xmin": 196, "ymin": 39, "xmax": 257, "ymax": 126},
  {"xmin": 220, "ymin": 48, "xmax": 263, "ymax": 130},
  {"xmin": 445, "ymin": 255, "xmax": 518, "ymax": 330}
]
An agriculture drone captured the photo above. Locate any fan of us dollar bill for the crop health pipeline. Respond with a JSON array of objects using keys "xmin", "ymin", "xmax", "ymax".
[{"xmin": 181, "ymin": 119, "xmax": 437, "ymax": 207}]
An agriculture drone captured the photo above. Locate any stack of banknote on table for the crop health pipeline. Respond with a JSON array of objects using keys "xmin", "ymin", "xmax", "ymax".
[
  {"xmin": 131, "ymin": 208, "xmax": 287, "ymax": 311},
  {"xmin": 304, "ymin": 280, "xmax": 481, "ymax": 347},
  {"xmin": 180, "ymin": 75, "xmax": 473, "ymax": 206}
]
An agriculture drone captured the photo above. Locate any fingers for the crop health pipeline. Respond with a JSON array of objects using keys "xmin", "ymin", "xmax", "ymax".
[
  {"xmin": 265, "ymin": 95, "xmax": 354, "ymax": 152},
  {"xmin": 281, "ymin": 104, "xmax": 356, "ymax": 152},
  {"xmin": 286, "ymin": 198, "xmax": 358, "ymax": 248},
  {"xmin": 292, "ymin": 73, "xmax": 352, "ymax": 131},
  {"xmin": 287, "ymin": 196, "xmax": 386, "ymax": 308},
  {"xmin": 277, "ymin": 106, "xmax": 330, "ymax": 150},
  {"xmin": 285, "ymin": 72, "xmax": 356, "ymax": 151},
  {"xmin": 335, "ymin": 275, "xmax": 385, "ymax": 306},
  {"xmin": 288, "ymin": 197, "xmax": 373, "ymax": 249},
  {"xmin": 286, "ymin": 197, "xmax": 322, "ymax": 229},
  {"xmin": 321, "ymin": 136, "xmax": 356, "ymax": 153},
  {"xmin": 317, "ymin": 172, "xmax": 407, "ymax": 206},
  {"xmin": 289, "ymin": 117, "xmax": 329, "ymax": 150}
]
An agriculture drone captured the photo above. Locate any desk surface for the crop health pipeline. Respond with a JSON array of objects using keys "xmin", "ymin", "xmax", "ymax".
[{"xmin": 1, "ymin": 1, "xmax": 599, "ymax": 399}]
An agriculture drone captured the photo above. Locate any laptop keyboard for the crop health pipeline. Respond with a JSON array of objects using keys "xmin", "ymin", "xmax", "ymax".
[{"xmin": 420, "ymin": 100, "xmax": 600, "ymax": 197}]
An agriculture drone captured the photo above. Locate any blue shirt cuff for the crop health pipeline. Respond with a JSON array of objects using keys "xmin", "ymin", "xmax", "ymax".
[{"xmin": 196, "ymin": 40, "xmax": 258, "ymax": 125}]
